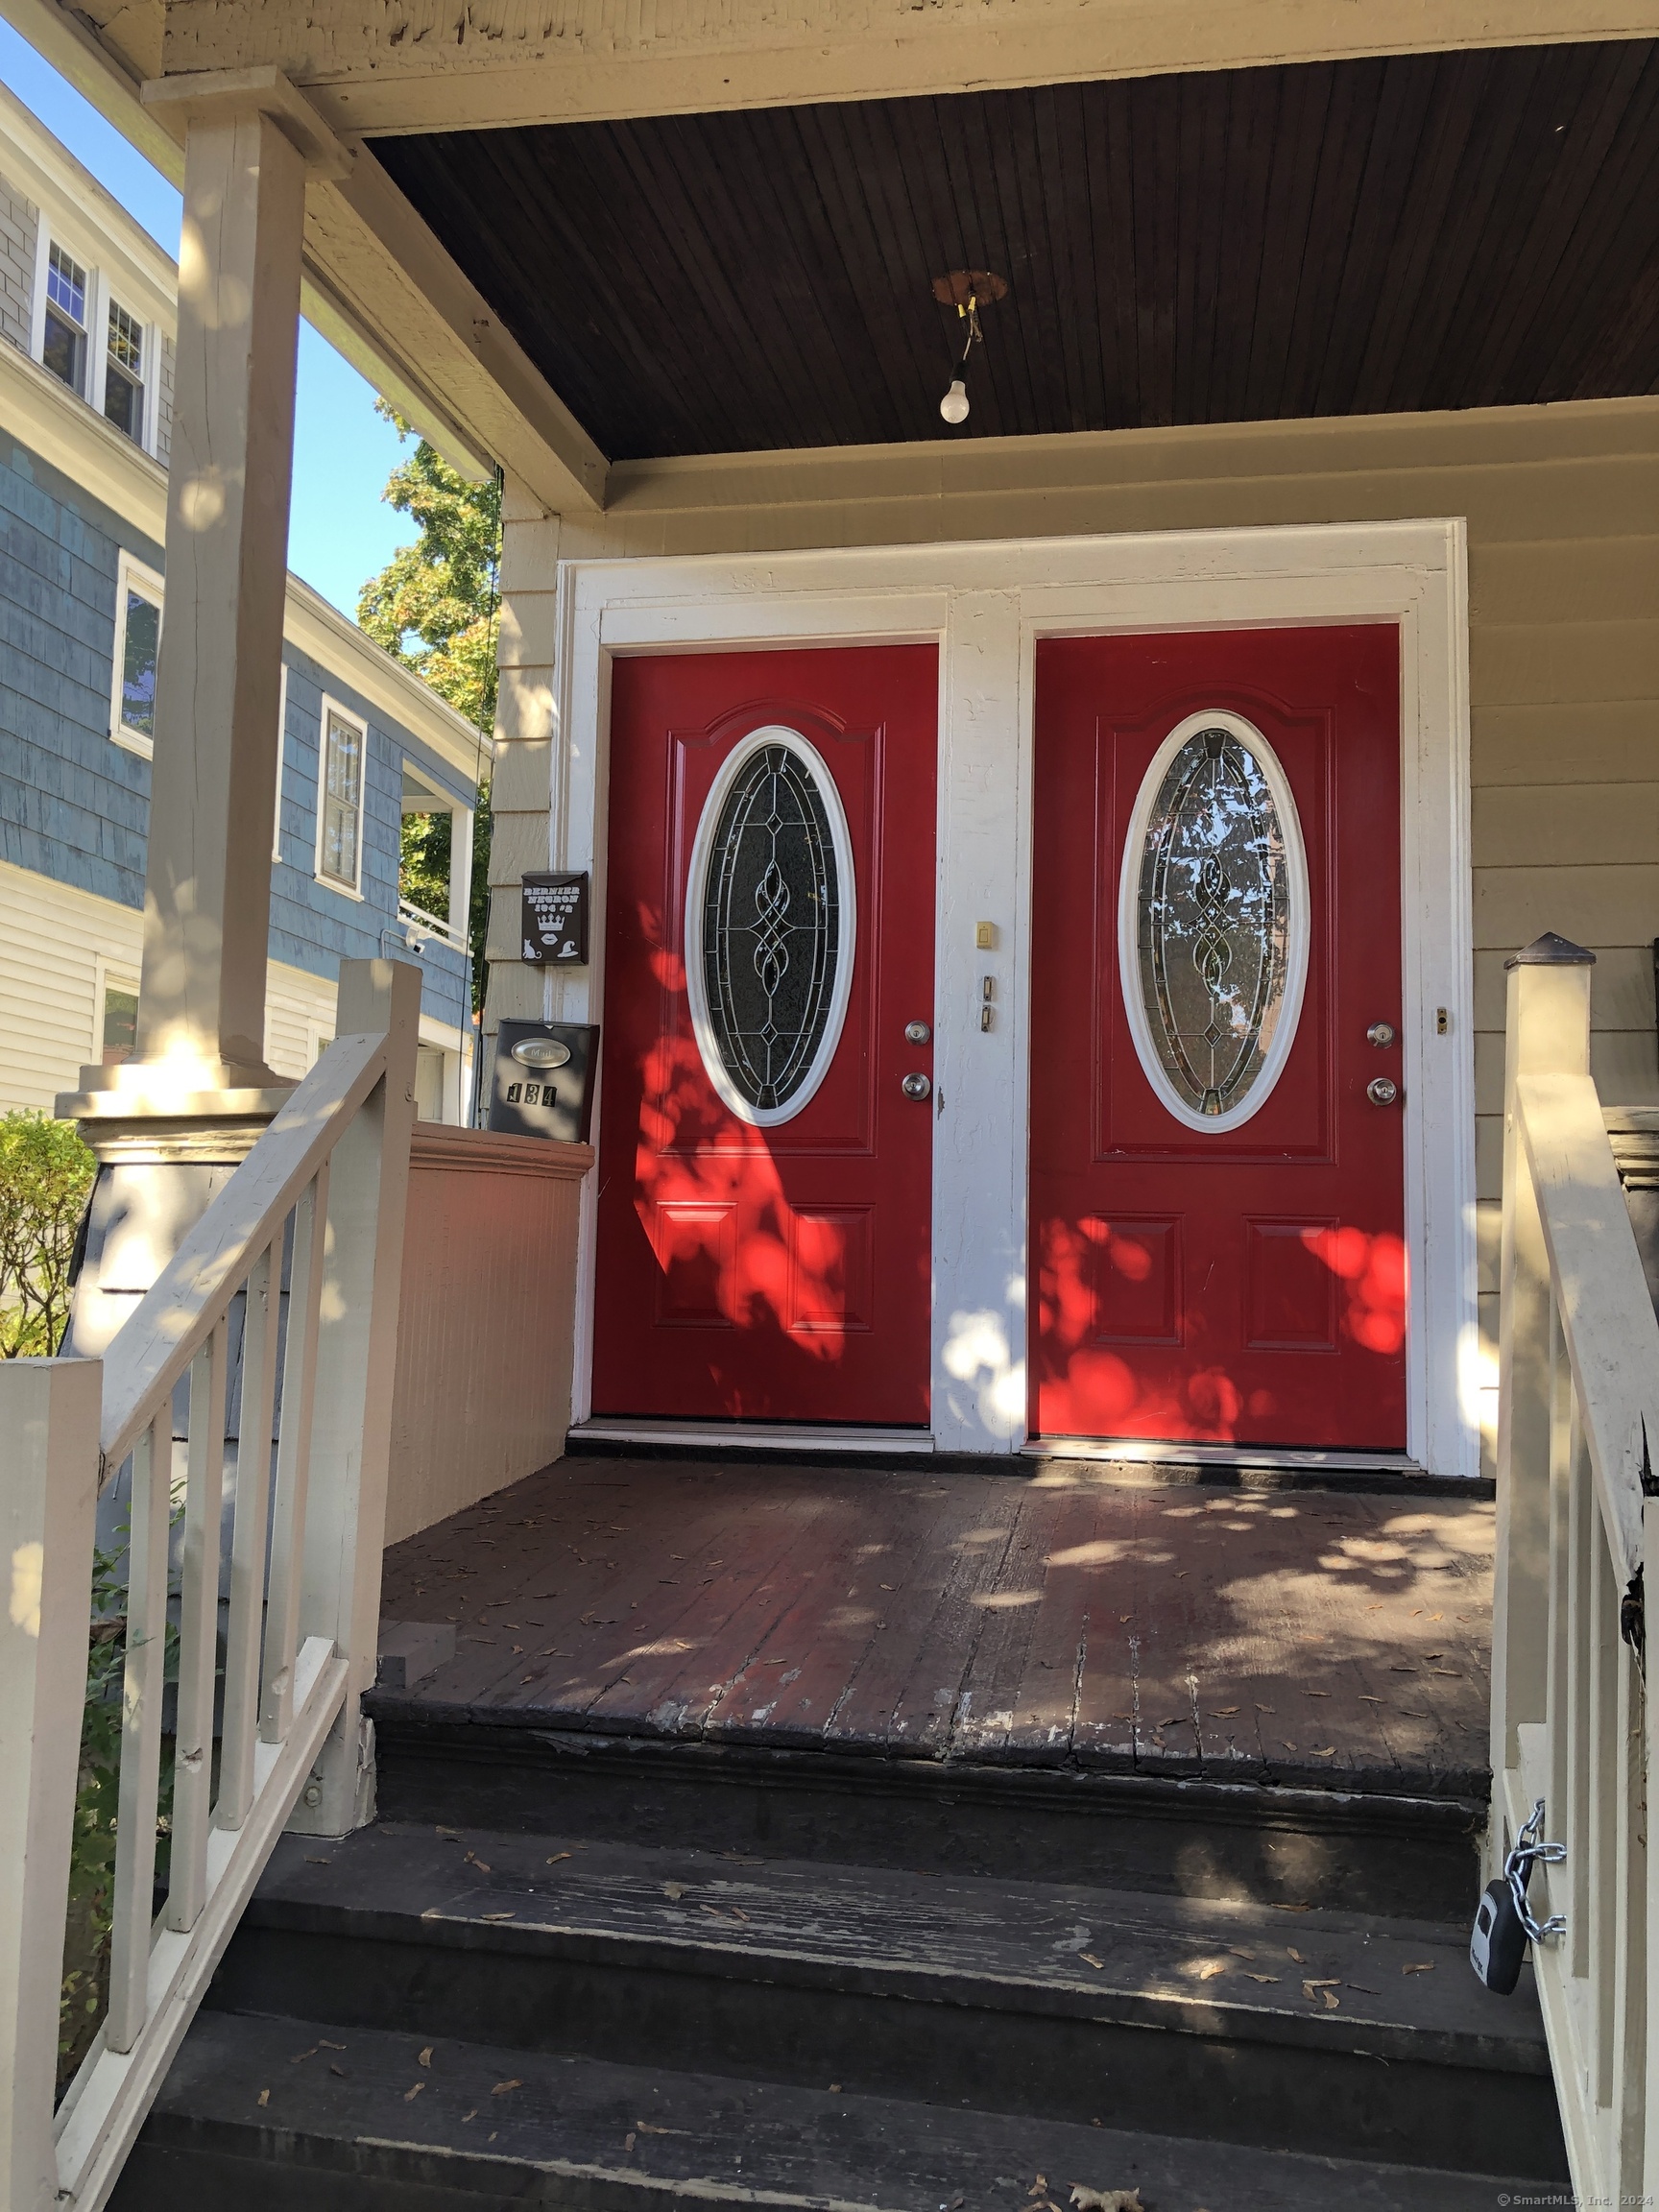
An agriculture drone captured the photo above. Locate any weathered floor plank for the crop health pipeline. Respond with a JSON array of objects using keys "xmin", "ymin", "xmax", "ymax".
[{"xmin": 376, "ymin": 1456, "xmax": 1495, "ymax": 1796}]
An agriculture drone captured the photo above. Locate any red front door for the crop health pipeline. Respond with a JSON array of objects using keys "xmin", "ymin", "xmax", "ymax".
[
  {"xmin": 1030, "ymin": 626, "xmax": 1407, "ymax": 1451},
  {"xmin": 593, "ymin": 646, "xmax": 937, "ymax": 1425}
]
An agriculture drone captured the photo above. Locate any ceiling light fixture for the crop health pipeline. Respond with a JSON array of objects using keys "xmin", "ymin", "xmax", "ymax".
[{"xmin": 931, "ymin": 269, "xmax": 1007, "ymax": 426}]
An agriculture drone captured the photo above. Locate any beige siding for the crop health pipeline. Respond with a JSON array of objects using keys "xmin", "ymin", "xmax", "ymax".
[
  {"xmin": 502, "ymin": 392, "xmax": 1659, "ymax": 1474},
  {"xmin": 0, "ymin": 168, "xmax": 36, "ymax": 357},
  {"xmin": 386, "ymin": 1127, "xmax": 591, "ymax": 1545},
  {"xmin": 0, "ymin": 857, "xmax": 336, "ymax": 1110}
]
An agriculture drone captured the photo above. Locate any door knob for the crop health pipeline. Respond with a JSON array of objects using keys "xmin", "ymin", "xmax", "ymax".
[
  {"xmin": 902, "ymin": 1072, "xmax": 932, "ymax": 1101},
  {"xmin": 1366, "ymin": 1022, "xmax": 1397, "ymax": 1048},
  {"xmin": 1367, "ymin": 1076, "xmax": 1400, "ymax": 1107},
  {"xmin": 904, "ymin": 1021, "xmax": 931, "ymax": 1045}
]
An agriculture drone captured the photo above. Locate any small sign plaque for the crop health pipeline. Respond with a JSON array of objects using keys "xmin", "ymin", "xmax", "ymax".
[
  {"xmin": 489, "ymin": 1021, "xmax": 599, "ymax": 1145},
  {"xmin": 521, "ymin": 872, "xmax": 589, "ymax": 965}
]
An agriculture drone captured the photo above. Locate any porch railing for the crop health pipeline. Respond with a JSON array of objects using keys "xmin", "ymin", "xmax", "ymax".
[
  {"xmin": 0, "ymin": 957, "xmax": 419, "ymax": 2212},
  {"xmin": 1490, "ymin": 932, "xmax": 1659, "ymax": 2200}
]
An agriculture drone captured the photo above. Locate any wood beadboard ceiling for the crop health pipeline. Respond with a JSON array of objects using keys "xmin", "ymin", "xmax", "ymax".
[{"xmin": 374, "ymin": 39, "xmax": 1659, "ymax": 463}]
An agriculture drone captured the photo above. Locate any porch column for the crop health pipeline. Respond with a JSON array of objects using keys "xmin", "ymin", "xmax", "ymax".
[{"xmin": 57, "ymin": 73, "xmax": 350, "ymax": 1355}]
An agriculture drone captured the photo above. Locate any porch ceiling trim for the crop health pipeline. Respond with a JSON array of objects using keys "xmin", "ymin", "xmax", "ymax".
[{"xmin": 156, "ymin": 0, "xmax": 1659, "ymax": 139}]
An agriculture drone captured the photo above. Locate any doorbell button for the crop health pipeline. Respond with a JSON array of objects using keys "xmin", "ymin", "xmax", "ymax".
[
  {"xmin": 902, "ymin": 1073, "xmax": 932, "ymax": 1101},
  {"xmin": 1366, "ymin": 1022, "xmax": 1396, "ymax": 1047},
  {"xmin": 904, "ymin": 1021, "xmax": 931, "ymax": 1045},
  {"xmin": 1366, "ymin": 1076, "xmax": 1400, "ymax": 1106}
]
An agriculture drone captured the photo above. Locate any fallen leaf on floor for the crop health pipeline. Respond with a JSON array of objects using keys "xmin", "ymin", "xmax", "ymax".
[
  {"xmin": 480, "ymin": 1911, "xmax": 516, "ymax": 1922},
  {"xmin": 257, "ymin": 2090, "xmax": 270, "ymax": 2106},
  {"xmin": 320, "ymin": 2040, "xmax": 346, "ymax": 2051},
  {"xmin": 1287, "ymin": 1948, "xmax": 1305, "ymax": 1962},
  {"xmin": 1358, "ymin": 1695, "xmax": 1383, "ymax": 1703},
  {"xmin": 329, "ymin": 2065, "xmax": 346, "ymax": 2078},
  {"xmin": 1321, "ymin": 1990, "xmax": 1340, "ymax": 2008},
  {"xmin": 662, "ymin": 1883, "xmax": 685, "ymax": 1901},
  {"xmin": 1255, "ymin": 1704, "xmax": 1275, "ymax": 1713},
  {"xmin": 547, "ymin": 1853, "xmax": 572, "ymax": 1865},
  {"xmin": 461, "ymin": 2110, "xmax": 477, "ymax": 2124},
  {"xmin": 520, "ymin": 1674, "xmax": 536, "ymax": 1683},
  {"xmin": 512, "ymin": 1646, "xmax": 523, "ymax": 1654},
  {"xmin": 1080, "ymin": 1954, "xmax": 1106, "ymax": 1970},
  {"xmin": 1313, "ymin": 1747, "xmax": 1336, "ymax": 1757},
  {"xmin": 1243, "ymin": 1973, "xmax": 1280, "ymax": 1984},
  {"xmin": 492, "ymin": 2080, "xmax": 521, "ymax": 2095},
  {"xmin": 1282, "ymin": 1742, "xmax": 1297, "ymax": 1751},
  {"xmin": 1070, "ymin": 2188, "xmax": 1143, "ymax": 2212},
  {"xmin": 624, "ymin": 2132, "xmax": 637, "ymax": 2152},
  {"xmin": 637, "ymin": 2121, "xmax": 692, "ymax": 2134},
  {"xmin": 404, "ymin": 2082, "xmax": 425, "ymax": 2101},
  {"xmin": 730, "ymin": 1906, "xmax": 750, "ymax": 1922},
  {"xmin": 290, "ymin": 2047, "xmax": 318, "ymax": 2063},
  {"xmin": 1195, "ymin": 1960, "xmax": 1226, "ymax": 1980},
  {"xmin": 419, "ymin": 2048, "xmax": 433, "ymax": 2067},
  {"xmin": 1403, "ymin": 1961, "xmax": 1435, "ymax": 1974},
  {"xmin": 1028, "ymin": 2180, "xmax": 1047, "ymax": 2197},
  {"xmin": 304, "ymin": 1857, "xmax": 331, "ymax": 1865},
  {"xmin": 829, "ymin": 2084, "xmax": 843, "ymax": 2095},
  {"xmin": 880, "ymin": 1583, "xmax": 896, "ymax": 1591},
  {"xmin": 1430, "ymin": 1669, "xmax": 1462, "ymax": 1677},
  {"xmin": 1211, "ymin": 1707, "xmax": 1239, "ymax": 1717},
  {"xmin": 1302, "ymin": 1979, "xmax": 1340, "ymax": 2002},
  {"xmin": 1226, "ymin": 1947, "xmax": 1255, "ymax": 1960},
  {"xmin": 464, "ymin": 1853, "xmax": 492, "ymax": 1872}
]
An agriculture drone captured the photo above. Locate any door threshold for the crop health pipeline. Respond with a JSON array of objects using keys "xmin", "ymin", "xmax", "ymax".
[
  {"xmin": 570, "ymin": 1418, "xmax": 937, "ymax": 1456},
  {"xmin": 1027, "ymin": 1434, "xmax": 1427, "ymax": 1475}
]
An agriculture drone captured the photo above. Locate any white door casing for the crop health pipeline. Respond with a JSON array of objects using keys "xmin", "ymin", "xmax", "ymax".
[{"xmin": 535, "ymin": 520, "xmax": 1476, "ymax": 1477}]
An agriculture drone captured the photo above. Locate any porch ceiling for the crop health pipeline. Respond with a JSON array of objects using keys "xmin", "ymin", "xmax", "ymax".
[{"xmin": 373, "ymin": 37, "xmax": 1659, "ymax": 464}]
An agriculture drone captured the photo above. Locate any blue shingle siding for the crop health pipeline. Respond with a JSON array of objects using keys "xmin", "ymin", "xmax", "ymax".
[{"xmin": 2, "ymin": 430, "xmax": 473, "ymax": 1037}]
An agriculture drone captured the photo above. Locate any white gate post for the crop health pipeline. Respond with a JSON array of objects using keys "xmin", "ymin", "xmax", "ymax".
[
  {"xmin": 1489, "ymin": 931, "xmax": 1594, "ymax": 1873},
  {"xmin": 289, "ymin": 958, "xmax": 421, "ymax": 1836},
  {"xmin": 0, "ymin": 1360, "xmax": 101, "ymax": 2212}
]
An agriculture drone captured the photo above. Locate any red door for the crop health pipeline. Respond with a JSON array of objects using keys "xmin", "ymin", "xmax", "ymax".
[
  {"xmin": 1030, "ymin": 626, "xmax": 1406, "ymax": 1451},
  {"xmin": 593, "ymin": 646, "xmax": 937, "ymax": 1425}
]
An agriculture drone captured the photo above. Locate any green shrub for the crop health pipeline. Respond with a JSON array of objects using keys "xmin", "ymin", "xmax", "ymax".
[{"xmin": 0, "ymin": 1112, "xmax": 95, "ymax": 1356}]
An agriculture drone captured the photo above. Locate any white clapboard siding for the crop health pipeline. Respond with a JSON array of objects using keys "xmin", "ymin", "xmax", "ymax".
[{"xmin": 0, "ymin": 856, "xmax": 339, "ymax": 1108}]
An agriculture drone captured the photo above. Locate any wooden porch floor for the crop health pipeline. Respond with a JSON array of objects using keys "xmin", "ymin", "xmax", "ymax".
[{"xmin": 374, "ymin": 1456, "xmax": 1494, "ymax": 1800}]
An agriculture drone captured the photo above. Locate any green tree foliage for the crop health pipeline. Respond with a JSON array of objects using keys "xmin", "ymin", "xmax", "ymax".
[
  {"xmin": 0, "ymin": 1111, "xmax": 95, "ymax": 1355},
  {"xmin": 358, "ymin": 404, "xmax": 497, "ymax": 1011}
]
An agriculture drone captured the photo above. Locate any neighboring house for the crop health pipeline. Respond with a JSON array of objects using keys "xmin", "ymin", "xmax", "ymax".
[{"xmin": 0, "ymin": 83, "xmax": 487, "ymax": 1122}]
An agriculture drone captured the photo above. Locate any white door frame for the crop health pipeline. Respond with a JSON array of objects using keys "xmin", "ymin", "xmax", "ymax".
[{"xmin": 546, "ymin": 518, "xmax": 1476, "ymax": 1479}]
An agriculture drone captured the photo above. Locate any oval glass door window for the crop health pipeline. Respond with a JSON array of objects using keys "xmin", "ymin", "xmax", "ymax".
[
  {"xmin": 685, "ymin": 726, "xmax": 856, "ymax": 1126},
  {"xmin": 1118, "ymin": 710, "xmax": 1310, "ymax": 1132}
]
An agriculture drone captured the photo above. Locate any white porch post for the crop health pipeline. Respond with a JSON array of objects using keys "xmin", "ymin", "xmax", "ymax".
[
  {"xmin": 1488, "ymin": 929, "xmax": 1595, "ymax": 1871},
  {"xmin": 57, "ymin": 74, "xmax": 351, "ymax": 1354},
  {"xmin": 135, "ymin": 100, "xmax": 303, "ymax": 1084},
  {"xmin": 0, "ymin": 1360, "xmax": 100, "ymax": 2212}
]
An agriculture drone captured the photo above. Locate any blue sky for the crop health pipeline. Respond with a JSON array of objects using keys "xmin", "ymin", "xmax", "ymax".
[{"xmin": 0, "ymin": 19, "xmax": 416, "ymax": 615}]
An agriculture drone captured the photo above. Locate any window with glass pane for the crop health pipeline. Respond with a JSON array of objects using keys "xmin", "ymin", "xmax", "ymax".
[
  {"xmin": 119, "ymin": 588, "xmax": 160, "ymax": 742},
  {"xmin": 321, "ymin": 710, "xmax": 364, "ymax": 886},
  {"xmin": 105, "ymin": 302, "xmax": 144, "ymax": 442},
  {"xmin": 101, "ymin": 983, "xmax": 137, "ymax": 1067},
  {"xmin": 43, "ymin": 242, "xmax": 86, "ymax": 395}
]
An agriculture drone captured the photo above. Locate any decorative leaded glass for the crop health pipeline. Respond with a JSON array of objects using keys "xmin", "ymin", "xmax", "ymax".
[
  {"xmin": 699, "ymin": 741, "xmax": 843, "ymax": 1115},
  {"xmin": 1135, "ymin": 726, "xmax": 1294, "ymax": 1118}
]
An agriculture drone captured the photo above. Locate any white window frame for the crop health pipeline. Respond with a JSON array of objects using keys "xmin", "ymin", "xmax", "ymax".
[
  {"xmin": 101, "ymin": 290, "xmax": 153, "ymax": 451},
  {"xmin": 91, "ymin": 953, "xmax": 141, "ymax": 1069},
  {"xmin": 273, "ymin": 662, "xmax": 290, "ymax": 862},
  {"xmin": 109, "ymin": 551, "xmax": 164, "ymax": 758},
  {"xmin": 30, "ymin": 228, "xmax": 158, "ymax": 456},
  {"xmin": 314, "ymin": 694, "xmax": 369, "ymax": 900},
  {"xmin": 398, "ymin": 757, "xmax": 474, "ymax": 950}
]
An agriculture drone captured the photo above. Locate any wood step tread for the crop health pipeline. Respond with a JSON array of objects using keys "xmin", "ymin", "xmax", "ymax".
[
  {"xmin": 246, "ymin": 1821, "xmax": 1544, "ymax": 2072},
  {"xmin": 119, "ymin": 2009, "xmax": 1537, "ymax": 2212}
]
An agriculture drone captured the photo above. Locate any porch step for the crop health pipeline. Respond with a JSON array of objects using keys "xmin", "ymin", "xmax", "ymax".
[
  {"xmin": 110, "ymin": 2008, "xmax": 1545, "ymax": 2212},
  {"xmin": 191, "ymin": 1822, "xmax": 1562, "ymax": 2181},
  {"xmin": 370, "ymin": 1710, "xmax": 1485, "ymax": 1925}
]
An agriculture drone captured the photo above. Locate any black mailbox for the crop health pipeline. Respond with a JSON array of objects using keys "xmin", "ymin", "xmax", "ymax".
[{"xmin": 489, "ymin": 1021, "xmax": 599, "ymax": 1144}]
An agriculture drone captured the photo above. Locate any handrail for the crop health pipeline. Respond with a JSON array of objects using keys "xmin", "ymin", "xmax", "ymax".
[
  {"xmin": 1491, "ymin": 941, "xmax": 1655, "ymax": 2207},
  {"xmin": 1516, "ymin": 1070, "xmax": 1656, "ymax": 1581},
  {"xmin": 397, "ymin": 895, "xmax": 465, "ymax": 950},
  {"xmin": 101, "ymin": 1029, "xmax": 388, "ymax": 1472},
  {"xmin": 0, "ymin": 957, "xmax": 421, "ymax": 2212}
]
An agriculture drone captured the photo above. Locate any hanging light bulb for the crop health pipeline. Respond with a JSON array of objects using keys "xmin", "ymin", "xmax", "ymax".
[{"xmin": 939, "ymin": 377, "xmax": 970, "ymax": 424}]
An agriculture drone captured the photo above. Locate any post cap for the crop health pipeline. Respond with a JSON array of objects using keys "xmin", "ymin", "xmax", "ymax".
[{"xmin": 1504, "ymin": 931, "xmax": 1597, "ymax": 971}]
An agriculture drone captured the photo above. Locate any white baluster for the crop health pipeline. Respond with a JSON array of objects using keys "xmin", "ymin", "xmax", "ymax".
[
  {"xmin": 107, "ymin": 1411, "xmax": 171, "ymax": 2053},
  {"xmin": 217, "ymin": 1242, "xmax": 281, "ymax": 1830},
  {"xmin": 166, "ymin": 1326, "xmax": 228, "ymax": 1934}
]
